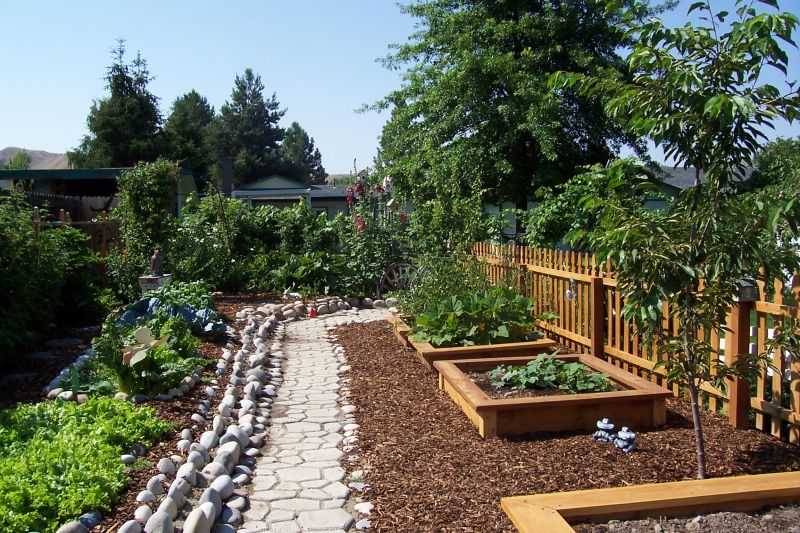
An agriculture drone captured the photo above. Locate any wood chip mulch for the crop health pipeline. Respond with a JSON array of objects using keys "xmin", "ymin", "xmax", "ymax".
[{"xmin": 336, "ymin": 321, "xmax": 800, "ymax": 533}]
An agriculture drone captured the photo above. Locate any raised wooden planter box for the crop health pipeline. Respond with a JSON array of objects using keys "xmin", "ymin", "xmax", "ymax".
[
  {"xmin": 434, "ymin": 354, "xmax": 671, "ymax": 438},
  {"xmin": 501, "ymin": 471, "xmax": 800, "ymax": 532},
  {"xmin": 387, "ymin": 317, "xmax": 557, "ymax": 370}
]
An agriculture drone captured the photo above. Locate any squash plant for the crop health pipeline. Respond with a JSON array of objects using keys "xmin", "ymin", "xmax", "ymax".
[
  {"xmin": 410, "ymin": 286, "xmax": 551, "ymax": 347},
  {"xmin": 488, "ymin": 353, "xmax": 612, "ymax": 394}
]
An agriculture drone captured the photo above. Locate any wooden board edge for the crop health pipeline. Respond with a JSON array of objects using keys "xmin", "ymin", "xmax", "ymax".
[
  {"xmin": 502, "ymin": 471, "xmax": 800, "ymax": 529},
  {"xmin": 501, "ymin": 500, "xmax": 574, "ymax": 533}
]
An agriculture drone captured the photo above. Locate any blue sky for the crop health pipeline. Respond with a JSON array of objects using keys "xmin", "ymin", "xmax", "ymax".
[{"xmin": 1, "ymin": 1, "xmax": 798, "ymax": 173}]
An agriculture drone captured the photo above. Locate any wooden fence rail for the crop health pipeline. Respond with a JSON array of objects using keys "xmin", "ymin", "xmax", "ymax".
[
  {"xmin": 33, "ymin": 206, "xmax": 120, "ymax": 256},
  {"xmin": 473, "ymin": 242, "xmax": 800, "ymax": 445}
]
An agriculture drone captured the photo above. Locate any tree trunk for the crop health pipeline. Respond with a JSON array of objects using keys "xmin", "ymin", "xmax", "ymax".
[{"xmin": 687, "ymin": 379, "xmax": 708, "ymax": 479}]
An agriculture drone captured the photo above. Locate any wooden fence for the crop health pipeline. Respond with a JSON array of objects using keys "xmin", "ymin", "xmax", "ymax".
[
  {"xmin": 33, "ymin": 206, "xmax": 120, "ymax": 256},
  {"xmin": 473, "ymin": 242, "xmax": 800, "ymax": 445}
]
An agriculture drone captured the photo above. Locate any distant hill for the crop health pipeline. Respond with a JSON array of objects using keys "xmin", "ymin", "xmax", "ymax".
[{"xmin": 0, "ymin": 147, "xmax": 69, "ymax": 170}]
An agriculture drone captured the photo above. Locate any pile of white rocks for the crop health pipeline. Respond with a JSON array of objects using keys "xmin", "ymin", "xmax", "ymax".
[{"xmin": 236, "ymin": 296, "xmax": 401, "ymax": 323}]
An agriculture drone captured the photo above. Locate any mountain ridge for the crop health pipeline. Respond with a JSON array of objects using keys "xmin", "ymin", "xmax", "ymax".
[{"xmin": 0, "ymin": 147, "xmax": 69, "ymax": 170}]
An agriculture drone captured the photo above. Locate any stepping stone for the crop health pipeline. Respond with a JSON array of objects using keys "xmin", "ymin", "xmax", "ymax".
[
  {"xmin": 276, "ymin": 466, "xmax": 322, "ymax": 482},
  {"xmin": 297, "ymin": 509, "xmax": 354, "ymax": 531}
]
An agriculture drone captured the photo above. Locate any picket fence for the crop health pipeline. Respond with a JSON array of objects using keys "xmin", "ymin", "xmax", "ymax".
[{"xmin": 473, "ymin": 242, "xmax": 800, "ymax": 445}]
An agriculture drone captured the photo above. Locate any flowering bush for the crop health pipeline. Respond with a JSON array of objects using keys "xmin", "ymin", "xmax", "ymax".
[{"xmin": 336, "ymin": 174, "xmax": 410, "ymax": 296}]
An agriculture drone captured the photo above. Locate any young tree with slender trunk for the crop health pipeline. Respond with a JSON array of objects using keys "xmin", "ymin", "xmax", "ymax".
[{"xmin": 553, "ymin": 0, "xmax": 800, "ymax": 478}]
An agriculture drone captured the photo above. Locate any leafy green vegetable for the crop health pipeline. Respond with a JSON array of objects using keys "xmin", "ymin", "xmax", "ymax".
[
  {"xmin": 488, "ymin": 353, "xmax": 612, "ymax": 394},
  {"xmin": 410, "ymin": 286, "xmax": 549, "ymax": 347},
  {"xmin": 0, "ymin": 397, "xmax": 171, "ymax": 532}
]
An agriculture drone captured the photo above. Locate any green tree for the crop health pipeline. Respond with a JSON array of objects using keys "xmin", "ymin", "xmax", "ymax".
[
  {"xmin": 279, "ymin": 122, "xmax": 326, "ymax": 184},
  {"xmin": 164, "ymin": 90, "xmax": 215, "ymax": 191},
  {"xmin": 210, "ymin": 68, "xmax": 285, "ymax": 185},
  {"xmin": 373, "ymin": 0, "xmax": 650, "ymax": 210},
  {"xmin": 4, "ymin": 149, "xmax": 31, "ymax": 170},
  {"xmin": 554, "ymin": 0, "xmax": 800, "ymax": 478},
  {"xmin": 68, "ymin": 40, "xmax": 163, "ymax": 168},
  {"xmin": 750, "ymin": 137, "xmax": 800, "ymax": 192}
]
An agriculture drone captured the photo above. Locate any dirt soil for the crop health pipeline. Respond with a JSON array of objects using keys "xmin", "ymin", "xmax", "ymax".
[
  {"xmin": 575, "ymin": 504, "xmax": 800, "ymax": 532},
  {"xmin": 336, "ymin": 320, "xmax": 800, "ymax": 533}
]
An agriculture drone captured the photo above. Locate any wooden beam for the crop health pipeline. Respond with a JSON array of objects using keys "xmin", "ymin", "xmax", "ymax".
[{"xmin": 502, "ymin": 471, "xmax": 800, "ymax": 532}]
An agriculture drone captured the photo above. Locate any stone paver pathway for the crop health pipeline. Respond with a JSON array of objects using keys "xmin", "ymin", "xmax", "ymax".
[{"xmin": 240, "ymin": 309, "xmax": 387, "ymax": 533}]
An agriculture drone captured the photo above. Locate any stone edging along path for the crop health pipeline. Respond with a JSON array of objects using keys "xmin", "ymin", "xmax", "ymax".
[
  {"xmin": 240, "ymin": 307, "xmax": 388, "ymax": 533},
  {"xmin": 51, "ymin": 300, "xmax": 388, "ymax": 533}
]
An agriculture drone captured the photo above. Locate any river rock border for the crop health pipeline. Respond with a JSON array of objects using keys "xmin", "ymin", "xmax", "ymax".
[{"xmin": 54, "ymin": 297, "xmax": 388, "ymax": 533}]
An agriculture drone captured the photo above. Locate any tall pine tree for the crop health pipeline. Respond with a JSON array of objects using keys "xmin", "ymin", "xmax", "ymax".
[
  {"xmin": 279, "ymin": 122, "xmax": 326, "ymax": 184},
  {"xmin": 210, "ymin": 68, "xmax": 285, "ymax": 185},
  {"xmin": 68, "ymin": 40, "xmax": 163, "ymax": 168},
  {"xmin": 164, "ymin": 90, "xmax": 215, "ymax": 191}
]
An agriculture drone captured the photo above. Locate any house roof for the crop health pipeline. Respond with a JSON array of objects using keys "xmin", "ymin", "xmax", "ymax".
[
  {"xmin": 656, "ymin": 165, "xmax": 754, "ymax": 192},
  {"xmin": 232, "ymin": 177, "xmax": 350, "ymax": 200},
  {"xmin": 310, "ymin": 184, "xmax": 349, "ymax": 199},
  {"xmin": 236, "ymin": 175, "xmax": 311, "ymax": 190},
  {"xmin": 0, "ymin": 167, "xmax": 193, "ymax": 180}
]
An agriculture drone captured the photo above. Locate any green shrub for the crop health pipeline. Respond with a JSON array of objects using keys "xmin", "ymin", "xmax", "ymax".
[
  {"xmin": 143, "ymin": 280, "xmax": 215, "ymax": 309},
  {"xmin": 410, "ymin": 286, "xmax": 546, "ymax": 347},
  {"xmin": 335, "ymin": 181, "xmax": 410, "ymax": 296},
  {"xmin": 0, "ymin": 193, "xmax": 104, "ymax": 358},
  {"xmin": 488, "ymin": 353, "xmax": 612, "ymax": 394},
  {"xmin": 110, "ymin": 160, "xmax": 180, "ymax": 300},
  {"xmin": 400, "ymin": 252, "xmax": 489, "ymax": 316},
  {"xmin": 0, "ymin": 397, "xmax": 171, "ymax": 532},
  {"xmin": 265, "ymin": 251, "xmax": 348, "ymax": 293},
  {"xmin": 92, "ymin": 314, "xmax": 206, "ymax": 396}
]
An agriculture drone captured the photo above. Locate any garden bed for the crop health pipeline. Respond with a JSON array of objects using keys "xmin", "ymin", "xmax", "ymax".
[
  {"xmin": 335, "ymin": 320, "xmax": 800, "ymax": 532},
  {"xmin": 434, "ymin": 354, "xmax": 671, "ymax": 438},
  {"xmin": 502, "ymin": 471, "xmax": 800, "ymax": 532},
  {"xmin": 388, "ymin": 316, "xmax": 557, "ymax": 370}
]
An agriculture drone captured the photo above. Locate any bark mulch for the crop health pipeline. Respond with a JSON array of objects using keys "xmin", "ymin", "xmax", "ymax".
[{"xmin": 336, "ymin": 320, "xmax": 800, "ymax": 533}]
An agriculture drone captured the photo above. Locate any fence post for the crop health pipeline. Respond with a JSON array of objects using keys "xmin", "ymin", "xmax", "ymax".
[
  {"xmin": 728, "ymin": 300, "xmax": 753, "ymax": 429},
  {"xmin": 33, "ymin": 206, "xmax": 41, "ymax": 252},
  {"xmin": 591, "ymin": 276, "xmax": 605, "ymax": 358}
]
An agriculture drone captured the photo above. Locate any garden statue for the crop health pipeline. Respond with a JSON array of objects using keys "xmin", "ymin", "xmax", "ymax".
[
  {"xmin": 593, "ymin": 418, "xmax": 615, "ymax": 443},
  {"xmin": 139, "ymin": 249, "xmax": 171, "ymax": 294},
  {"xmin": 282, "ymin": 286, "xmax": 302, "ymax": 300},
  {"xmin": 614, "ymin": 427, "xmax": 637, "ymax": 453},
  {"xmin": 150, "ymin": 249, "xmax": 164, "ymax": 277}
]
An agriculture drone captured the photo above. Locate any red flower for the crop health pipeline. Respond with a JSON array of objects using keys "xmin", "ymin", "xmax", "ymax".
[
  {"xmin": 354, "ymin": 180, "xmax": 365, "ymax": 198},
  {"xmin": 355, "ymin": 217, "xmax": 366, "ymax": 232},
  {"xmin": 346, "ymin": 187, "xmax": 354, "ymax": 206},
  {"xmin": 399, "ymin": 212, "xmax": 409, "ymax": 224}
]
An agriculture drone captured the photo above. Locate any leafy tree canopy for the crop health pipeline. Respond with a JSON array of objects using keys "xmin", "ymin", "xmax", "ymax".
[
  {"xmin": 68, "ymin": 40, "xmax": 163, "ymax": 168},
  {"xmin": 210, "ymin": 68, "xmax": 285, "ymax": 186},
  {"xmin": 750, "ymin": 137, "xmax": 800, "ymax": 192},
  {"xmin": 164, "ymin": 90, "xmax": 216, "ymax": 191},
  {"xmin": 4, "ymin": 149, "xmax": 31, "ymax": 170},
  {"xmin": 279, "ymin": 122, "xmax": 327, "ymax": 184},
  {"xmin": 373, "ymin": 0, "xmax": 652, "ymax": 208}
]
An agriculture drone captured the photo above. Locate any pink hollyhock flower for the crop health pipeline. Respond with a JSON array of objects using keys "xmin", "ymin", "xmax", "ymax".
[
  {"xmin": 355, "ymin": 217, "xmax": 366, "ymax": 232},
  {"xmin": 354, "ymin": 179, "xmax": 365, "ymax": 198},
  {"xmin": 346, "ymin": 187, "xmax": 354, "ymax": 205}
]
